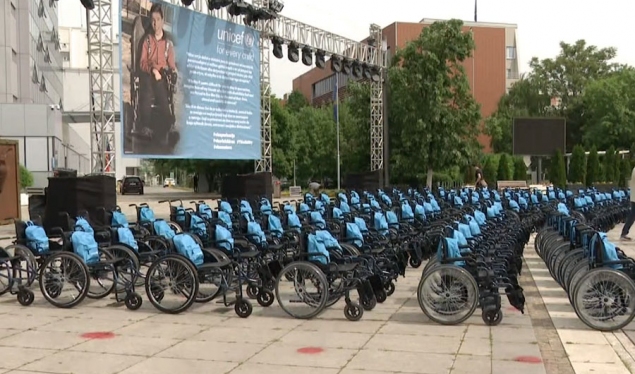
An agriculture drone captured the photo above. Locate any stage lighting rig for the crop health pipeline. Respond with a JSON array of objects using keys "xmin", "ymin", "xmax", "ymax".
[
  {"xmin": 330, "ymin": 56, "xmax": 342, "ymax": 73},
  {"xmin": 80, "ymin": 0, "xmax": 95, "ymax": 9},
  {"xmin": 272, "ymin": 37, "xmax": 284, "ymax": 59},
  {"xmin": 342, "ymin": 58, "xmax": 352, "ymax": 75},
  {"xmin": 351, "ymin": 61, "xmax": 363, "ymax": 79},
  {"xmin": 269, "ymin": 0, "xmax": 284, "ymax": 13},
  {"xmin": 315, "ymin": 50, "xmax": 326, "ymax": 69},
  {"xmin": 287, "ymin": 42, "xmax": 300, "ymax": 63},
  {"xmin": 243, "ymin": 6, "xmax": 277, "ymax": 26},
  {"xmin": 181, "ymin": 0, "xmax": 195, "ymax": 6},
  {"xmin": 208, "ymin": 0, "xmax": 232, "ymax": 10},
  {"xmin": 228, "ymin": 0, "xmax": 250, "ymax": 16},
  {"xmin": 362, "ymin": 63, "xmax": 372, "ymax": 79},
  {"xmin": 301, "ymin": 46, "xmax": 313, "ymax": 66},
  {"xmin": 370, "ymin": 66, "xmax": 381, "ymax": 82}
]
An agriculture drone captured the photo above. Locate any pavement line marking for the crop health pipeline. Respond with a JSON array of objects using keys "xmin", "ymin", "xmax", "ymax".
[{"xmin": 609, "ymin": 331, "xmax": 635, "ymax": 373}]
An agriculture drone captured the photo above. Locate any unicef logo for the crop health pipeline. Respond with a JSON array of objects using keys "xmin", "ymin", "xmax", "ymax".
[{"xmin": 244, "ymin": 33, "xmax": 255, "ymax": 47}]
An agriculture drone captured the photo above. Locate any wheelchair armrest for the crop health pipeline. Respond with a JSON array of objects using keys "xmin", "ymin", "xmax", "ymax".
[{"xmin": 49, "ymin": 227, "xmax": 65, "ymax": 238}]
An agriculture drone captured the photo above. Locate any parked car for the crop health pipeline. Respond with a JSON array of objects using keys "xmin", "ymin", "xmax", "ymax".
[
  {"xmin": 120, "ymin": 176, "xmax": 144, "ymax": 195},
  {"xmin": 163, "ymin": 178, "xmax": 175, "ymax": 188}
]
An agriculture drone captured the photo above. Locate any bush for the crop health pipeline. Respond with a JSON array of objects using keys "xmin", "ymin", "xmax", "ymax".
[
  {"xmin": 568, "ymin": 145, "xmax": 586, "ymax": 184},
  {"xmin": 482, "ymin": 154, "xmax": 499, "ymax": 186},
  {"xmin": 513, "ymin": 157, "xmax": 527, "ymax": 180},
  {"xmin": 548, "ymin": 149, "xmax": 566, "ymax": 189},
  {"xmin": 19, "ymin": 165, "xmax": 33, "ymax": 189},
  {"xmin": 604, "ymin": 146, "xmax": 616, "ymax": 183},
  {"xmin": 497, "ymin": 153, "xmax": 512, "ymax": 181},
  {"xmin": 586, "ymin": 146, "xmax": 600, "ymax": 187},
  {"xmin": 619, "ymin": 158, "xmax": 632, "ymax": 188}
]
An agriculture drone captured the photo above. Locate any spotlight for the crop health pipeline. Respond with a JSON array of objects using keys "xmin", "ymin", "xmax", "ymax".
[
  {"xmin": 80, "ymin": 0, "xmax": 95, "ymax": 9},
  {"xmin": 181, "ymin": 0, "xmax": 194, "ymax": 6},
  {"xmin": 228, "ymin": 0, "xmax": 250, "ymax": 16},
  {"xmin": 287, "ymin": 42, "xmax": 299, "ymax": 63},
  {"xmin": 342, "ymin": 58, "xmax": 352, "ymax": 75},
  {"xmin": 272, "ymin": 37, "xmax": 284, "ymax": 59},
  {"xmin": 351, "ymin": 61, "xmax": 363, "ymax": 78},
  {"xmin": 315, "ymin": 50, "xmax": 326, "ymax": 69},
  {"xmin": 208, "ymin": 0, "xmax": 232, "ymax": 10},
  {"xmin": 301, "ymin": 46, "xmax": 313, "ymax": 66},
  {"xmin": 269, "ymin": 0, "xmax": 284, "ymax": 13},
  {"xmin": 330, "ymin": 55, "xmax": 342, "ymax": 73},
  {"xmin": 362, "ymin": 63, "xmax": 372, "ymax": 79},
  {"xmin": 370, "ymin": 66, "xmax": 381, "ymax": 82}
]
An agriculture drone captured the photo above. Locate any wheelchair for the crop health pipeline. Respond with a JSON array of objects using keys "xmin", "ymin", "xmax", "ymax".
[{"xmin": 124, "ymin": 15, "xmax": 179, "ymax": 155}]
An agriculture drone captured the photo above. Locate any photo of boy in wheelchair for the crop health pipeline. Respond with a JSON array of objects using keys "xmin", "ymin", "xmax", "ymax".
[{"xmin": 125, "ymin": 3, "xmax": 180, "ymax": 155}]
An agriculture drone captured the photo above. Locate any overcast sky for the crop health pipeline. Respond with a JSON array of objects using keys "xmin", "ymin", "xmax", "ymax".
[{"xmin": 59, "ymin": 0, "xmax": 635, "ymax": 97}]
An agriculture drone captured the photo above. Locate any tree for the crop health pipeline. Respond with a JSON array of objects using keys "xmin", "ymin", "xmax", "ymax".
[
  {"xmin": 620, "ymin": 158, "xmax": 632, "ymax": 188},
  {"xmin": 513, "ymin": 157, "xmax": 527, "ymax": 180},
  {"xmin": 497, "ymin": 153, "xmax": 512, "ymax": 180},
  {"xmin": 604, "ymin": 146, "xmax": 617, "ymax": 183},
  {"xmin": 285, "ymin": 90, "xmax": 309, "ymax": 112},
  {"xmin": 482, "ymin": 154, "xmax": 499, "ymax": 187},
  {"xmin": 340, "ymin": 82, "xmax": 371, "ymax": 175},
  {"xmin": 19, "ymin": 165, "xmax": 33, "ymax": 189},
  {"xmin": 586, "ymin": 146, "xmax": 600, "ymax": 187},
  {"xmin": 548, "ymin": 149, "xmax": 566, "ymax": 189},
  {"xmin": 568, "ymin": 145, "xmax": 586, "ymax": 184},
  {"xmin": 388, "ymin": 19, "xmax": 482, "ymax": 187},
  {"xmin": 271, "ymin": 97, "xmax": 299, "ymax": 178}
]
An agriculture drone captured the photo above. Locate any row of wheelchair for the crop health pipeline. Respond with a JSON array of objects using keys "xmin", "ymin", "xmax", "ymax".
[{"xmin": 534, "ymin": 188, "xmax": 633, "ymax": 331}]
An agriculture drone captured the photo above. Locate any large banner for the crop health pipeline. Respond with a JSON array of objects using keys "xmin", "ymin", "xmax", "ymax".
[{"xmin": 120, "ymin": 0, "xmax": 261, "ymax": 159}]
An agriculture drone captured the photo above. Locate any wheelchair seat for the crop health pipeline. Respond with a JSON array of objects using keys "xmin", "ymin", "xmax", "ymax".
[{"xmin": 199, "ymin": 257, "xmax": 232, "ymax": 269}]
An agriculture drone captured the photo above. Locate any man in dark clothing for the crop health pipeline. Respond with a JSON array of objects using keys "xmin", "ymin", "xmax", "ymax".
[
  {"xmin": 474, "ymin": 165, "xmax": 487, "ymax": 188},
  {"xmin": 193, "ymin": 174, "xmax": 199, "ymax": 192}
]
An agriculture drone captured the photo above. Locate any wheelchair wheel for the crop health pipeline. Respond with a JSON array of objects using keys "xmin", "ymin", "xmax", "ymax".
[
  {"xmin": 4, "ymin": 244, "xmax": 38, "ymax": 288},
  {"xmin": 103, "ymin": 245, "xmax": 140, "ymax": 293},
  {"xmin": 86, "ymin": 249, "xmax": 119, "ymax": 299},
  {"xmin": 0, "ymin": 258, "xmax": 12, "ymax": 297},
  {"xmin": 275, "ymin": 261, "xmax": 329, "ymax": 319},
  {"xmin": 418, "ymin": 264, "xmax": 478, "ymax": 325},
  {"xmin": 39, "ymin": 252, "xmax": 90, "ymax": 308},
  {"xmin": 422, "ymin": 257, "xmax": 439, "ymax": 276},
  {"xmin": 145, "ymin": 254, "xmax": 198, "ymax": 314},
  {"xmin": 572, "ymin": 268, "xmax": 635, "ymax": 331}
]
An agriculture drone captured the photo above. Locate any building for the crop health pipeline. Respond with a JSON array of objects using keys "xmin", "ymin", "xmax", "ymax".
[
  {"xmin": 0, "ymin": 0, "xmax": 91, "ymax": 187},
  {"xmin": 292, "ymin": 19, "xmax": 520, "ymax": 152},
  {"xmin": 59, "ymin": 26, "xmax": 142, "ymax": 180}
]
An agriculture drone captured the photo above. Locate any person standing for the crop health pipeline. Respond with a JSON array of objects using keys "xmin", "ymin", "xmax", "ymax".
[
  {"xmin": 308, "ymin": 181, "xmax": 320, "ymax": 196},
  {"xmin": 474, "ymin": 164, "xmax": 487, "ymax": 188},
  {"xmin": 193, "ymin": 174, "xmax": 199, "ymax": 193},
  {"xmin": 620, "ymin": 165, "xmax": 635, "ymax": 240}
]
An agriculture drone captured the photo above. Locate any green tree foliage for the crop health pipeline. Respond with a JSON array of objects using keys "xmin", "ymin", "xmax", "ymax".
[
  {"xmin": 388, "ymin": 19, "xmax": 481, "ymax": 187},
  {"xmin": 497, "ymin": 153, "xmax": 512, "ymax": 180},
  {"xmin": 548, "ymin": 149, "xmax": 567, "ymax": 189},
  {"xmin": 620, "ymin": 158, "xmax": 632, "ymax": 188},
  {"xmin": 603, "ymin": 146, "xmax": 617, "ymax": 183},
  {"xmin": 19, "ymin": 165, "xmax": 33, "ymax": 189},
  {"xmin": 482, "ymin": 154, "xmax": 499, "ymax": 187},
  {"xmin": 513, "ymin": 157, "xmax": 527, "ymax": 180},
  {"xmin": 285, "ymin": 90, "xmax": 309, "ymax": 112},
  {"xmin": 586, "ymin": 146, "xmax": 600, "ymax": 187},
  {"xmin": 568, "ymin": 145, "xmax": 586, "ymax": 184}
]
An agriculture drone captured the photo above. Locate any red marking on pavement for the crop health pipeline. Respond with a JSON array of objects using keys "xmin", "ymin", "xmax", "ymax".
[
  {"xmin": 514, "ymin": 356, "xmax": 542, "ymax": 364},
  {"xmin": 80, "ymin": 332, "xmax": 116, "ymax": 340},
  {"xmin": 297, "ymin": 347, "xmax": 324, "ymax": 354},
  {"xmin": 507, "ymin": 307, "xmax": 520, "ymax": 313}
]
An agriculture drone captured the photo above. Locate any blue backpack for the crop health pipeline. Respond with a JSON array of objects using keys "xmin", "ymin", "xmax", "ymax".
[
  {"xmin": 24, "ymin": 221, "xmax": 49, "ymax": 254},
  {"xmin": 140, "ymin": 206, "xmax": 155, "ymax": 222},
  {"xmin": 173, "ymin": 206, "xmax": 186, "ymax": 225},
  {"xmin": 307, "ymin": 233, "xmax": 329, "ymax": 264},
  {"xmin": 268, "ymin": 214, "xmax": 283, "ymax": 237},
  {"xmin": 173, "ymin": 233, "xmax": 204, "ymax": 266},
  {"xmin": 111, "ymin": 211, "xmax": 129, "ymax": 228},
  {"xmin": 75, "ymin": 217, "xmax": 93, "ymax": 234},
  {"xmin": 117, "ymin": 227, "xmax": 138, "ymax": 251},
  {"xmin": 71, "ymin": 229, "xmax": 99, "ymax": 265},
  {"xmin": 153, "ymin": 220, "xmax": 176, "ymax": 239},
  {"xmin": 189, "ymin": 214, "xmax": 207, "ymax": 236},
  {"xmin": 215, "ymin": 224, "xmax": 234, "ymax": 252},
  {"xmin": 198, "ymin": 204, "xmax": 213, "ymax": 219}
]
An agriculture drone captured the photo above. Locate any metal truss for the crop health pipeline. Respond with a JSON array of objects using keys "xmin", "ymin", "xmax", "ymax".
[
  {"xmin": 369, "ymin": 24, "xmax": 384, "ymax": 172},
  {"xmin": 87, "ymin": 0, "xmax": 116, "ymax": 175},
  {"xmin": 252, "ymin": 0, "xmax": 272, "ymax": 173}
]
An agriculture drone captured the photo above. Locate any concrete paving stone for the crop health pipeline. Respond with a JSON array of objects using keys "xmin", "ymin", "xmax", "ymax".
[
  {"xmin": 37, "ymin": 315, "xmax": 134, "ymax": 334},
  {"xmin": 492, "ymin": 360, "xmax": 547, "ymax": 374},
  {"xmin": 0, "ymin": 329, "xmax": 22, "ymax": 340},
  {"xmin": 75, "ymin": 308, "xmax": 155, "ymax": 321},
  {"xmin": 347, "ymin": 350, "xmax": 454, "ymax": 374},
  {"xmin": 247, "ymin": 342, "xmax": 356, "ymax": 368},
  {"xmin": 20, "ymin": 351, "xmax": 145, "ymax": 374},
  {"xmin": 0, "ymin": 346, "xmax": 55, "ymax": 370},
  {"xmin": 340, "ymin": 370, "xmax": 401, "ymax": 374},
  {"xmin": 563, "ymin": 343, "xmax": 622, "ymax": 364},
  {"xmin": 316, "ymin": 308, "xmax": 394, "ymax": 321},
  {"xmin": 387, "ymin": 310, "xmax": 429, "ymax": 324},
  {"xmin": 118, "ymin": 357, "xmax": 238, "ymax": 374},
  {"xmin": 280, "ymin": 330, "xmax": 371, "ymax": 349},
  {"xmin": 463, "ymin": 324, "xmax": 490, "ymax": 339},
  {"xmin": 231, "ymin": 363, "xmax": 339, "ymax": 374},
  {"xmin": 0, "ymin": 330, "xmax": 85, "ymax": 350},
  {"xmin": 192, "ymin": 326, "xmax": 289, "ymax": 345},
  {"xmin": 297, "ymin": 319, "xmax": 384, "ymax": 334},
  {"xmin": 570, "ymin": 362, "xmax": 632, "ymax": 374},
  {"xmin": 491, "ymin": 326, "xmax": 538, "ymax": 343},
  {"xmin": 157, "ymin": 340, "xmax": 264, "ymax": 362},
  {"xmin": 0, "ymin": 314, "xmax": 62, "ymax": 330},
  {"xmin": 364, "ymin": 333, "xmax": 461, "ymax": 355},
  {"xmin": 492, "ymin": 341, "xmax": 542, "ymax": 361},
  {"xmin": 457, "ymin": 338, "xmax": 491, "ymax": 356},
  {"xmin": 558, "ymin": 329, "xmax": 609, "ymax": 345},
  {"xmin": 145, "ymin": 312, "xmax": 228, "ymax": 326},
  {"xmin": 221, "ymin": 315, "xmax": 305, "ymax": 330},
  {"xmin": 377, "ymin": 322, "xmax": 466, "ymax": 338},
  {"xmin": 70, "ymin": 335, "xmax": 181, "ymax": 356},
  {"xmin": 114, "ymin": 320, "xmax": 209, "ymax": 340},
  {"xmin": 451, "ymin": 355, "xmax": 492, "ymax": 373}
]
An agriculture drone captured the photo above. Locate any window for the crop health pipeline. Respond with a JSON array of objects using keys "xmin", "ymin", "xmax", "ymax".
[
  {"xmin": 32, "ymin": 64, "xmax": 39, "ymax": 84},
  {"xmin": 44, "ymin": 47, "xmax": 51, "ymax": 63},
  {"xmin": 506, "ymin": 69, "xmax": 512, "ymax": 78},
  {"xmin": 40, "ymin": 75, "xmax": 47, "ymax": 92},
  {"xmin": 37, "ymin": 34, "xmax": 44, "ymax": 52},
  {"xmin": 506, "ymin": 46, "xmax": 516, "ymax": 60}
]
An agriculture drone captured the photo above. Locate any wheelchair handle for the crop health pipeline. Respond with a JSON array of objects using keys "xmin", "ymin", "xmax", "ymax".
[
  {"xmin": 129, "ymin": 204, "xmax": 138, "ymax": 208},
  {"xmin": 158, "ymin": 201, "xmax": 168, "ymax": 204}
]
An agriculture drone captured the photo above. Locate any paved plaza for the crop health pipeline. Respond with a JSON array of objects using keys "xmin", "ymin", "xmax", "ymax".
[{"xmin": 0, "ymin": 190, "xmax": 632, "ymax": 374}]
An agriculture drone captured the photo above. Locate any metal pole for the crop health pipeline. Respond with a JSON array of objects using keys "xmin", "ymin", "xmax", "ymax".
[
  {"xmin": 336, "ymin": 75, "xmax": 341, "ymax": 191},
  {"xmin": 293, "ymin": 159, "xmax": 296, "ymax": 186}
]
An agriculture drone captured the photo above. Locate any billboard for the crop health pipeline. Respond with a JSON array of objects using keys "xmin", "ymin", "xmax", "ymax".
[
  {"xmin": 512, "ymin": 117, "xmax": 566, "ymax": 156},
  {"xmin": 120, "ymin": 0, "xmax": 261, "ymax": 159}
]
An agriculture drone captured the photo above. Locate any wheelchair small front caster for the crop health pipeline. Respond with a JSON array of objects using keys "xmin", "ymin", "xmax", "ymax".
[
  {"xmin": 344, "ymin": 302, "xmax": 363, "ymax": 321},
  {"xmin": 246, "ymin": 285, "xmax": 259, "ymax": 299},
  {"xmin": 17, "ymin": 289, "xmax": 35, "ymax": 306},
  {"xmin": 256, "ymin": 290, "xmax": 275, "ymax": 307},
  {"xmin": 385, "ymin": 281, "xmax": 396, "ymax": 296},
  {"xmin": 125, "ymin": 293, "xmax": 143, "ymax": 310},
  {"xmin": 482, "ymin": 309, "xmax": 503, "ymax": 326},
  {"xmin": 375, "ymin": 289, "xmax": 387, "ymax": 303},
  {"xmin": 361, "ymin": 295, "xmax": 377, "ymax": 311},
  {"xmin": 235, "ymin": 298, "xmax": 253, "ymax": 318},
  {"xmin": 409, "ymin": 257, "xmax": 422, "ymax": 268}
]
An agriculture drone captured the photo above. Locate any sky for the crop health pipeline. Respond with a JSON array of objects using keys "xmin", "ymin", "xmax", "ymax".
[{"xmin": 60, "ymin": 0, "xmax": 635, "ymax": 97}]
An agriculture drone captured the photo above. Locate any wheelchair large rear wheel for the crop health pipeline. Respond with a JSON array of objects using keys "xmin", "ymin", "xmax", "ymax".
[
  {"xmin": 275, "ymin": 261, "xmax": 329, "ymax": 319},
  {"xmin": 3, "ymin": 244, "xmax": 38, "ymax": 288},
  {"xmin": 418, "ymin": 264, "xmax": 478, "ymax": 325},
  {"xmin": 572, "ymin": 268, "xmax": 635, "ymax": 331},
  {"xmin": 39, "ymin": 252, "xmax": 90, "ymax": 308},
  {"xmin": 145, "ymin": 254, "xmax": 198, "ymax": 314}
]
